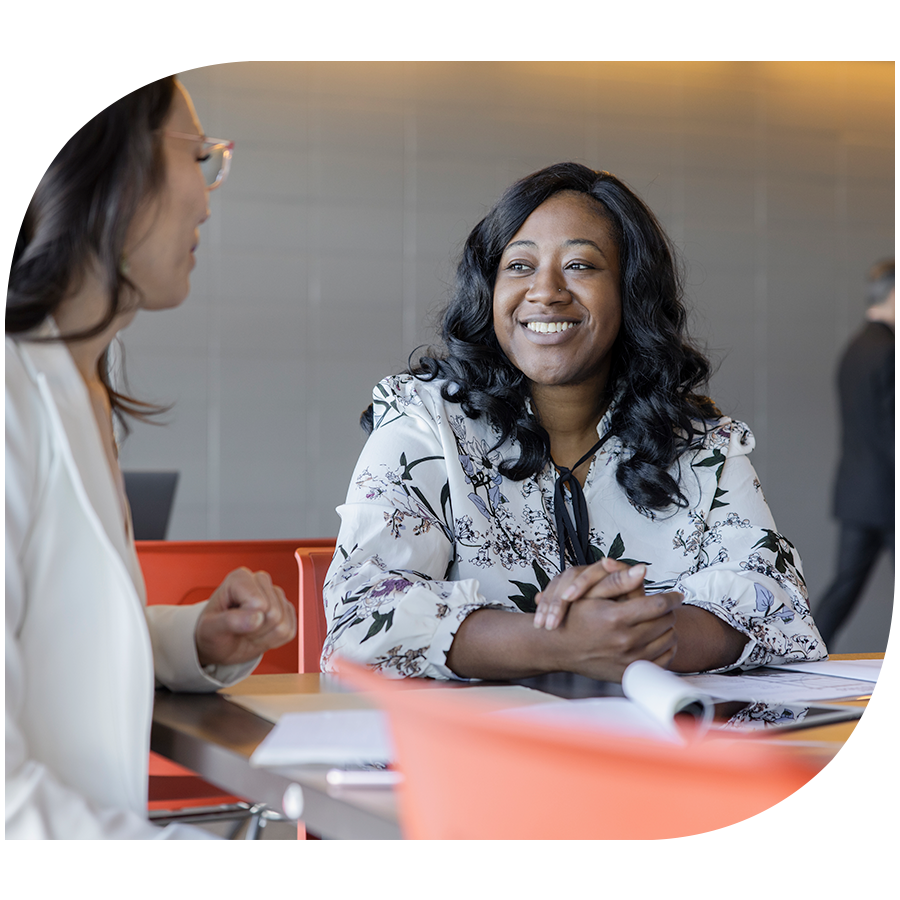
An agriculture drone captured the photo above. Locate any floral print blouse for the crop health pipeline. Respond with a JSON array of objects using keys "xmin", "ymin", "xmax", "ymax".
[{"xmin": 321, "ymin": 375, "xmax": 826, "ymax": 679}]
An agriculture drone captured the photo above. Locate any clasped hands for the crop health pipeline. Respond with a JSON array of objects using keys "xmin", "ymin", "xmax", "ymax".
[
  {"xmin": 533, "ymin": 557, "xmax": 681, "ymax": 680},
  {"xmin": 194, "ymin": 568, "xmax": 297, "ymax": 668}
]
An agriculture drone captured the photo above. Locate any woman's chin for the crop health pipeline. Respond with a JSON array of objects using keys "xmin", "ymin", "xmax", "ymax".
[{"xmin": 140, "ymin": 285, "xmax": 192, "ymax": 311}]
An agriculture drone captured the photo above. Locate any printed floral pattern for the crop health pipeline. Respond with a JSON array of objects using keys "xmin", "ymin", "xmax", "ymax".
[{"xmin": 321, "ymin": 375, "xmax": 826, "ymax": 679}]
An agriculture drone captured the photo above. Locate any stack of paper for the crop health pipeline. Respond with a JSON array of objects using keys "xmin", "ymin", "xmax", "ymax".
[{"xmin": 678, "ymin": 659, "xmax": 879, "ymax": 703}]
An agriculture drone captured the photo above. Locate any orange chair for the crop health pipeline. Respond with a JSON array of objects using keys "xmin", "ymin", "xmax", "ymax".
[
  {"xmin": 335, "ymin": 659, "xmax": 822, "ymax": 840},
  {"xmin": 137, "ymin": 538, "xmax": 335, "ymax": 835},
  {"xmin": 138, "ymin": 538, "xmax": 335, "ymax": 675}
]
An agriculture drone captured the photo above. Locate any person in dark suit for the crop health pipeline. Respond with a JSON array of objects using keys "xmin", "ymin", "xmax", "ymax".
[{"xmin": 815, "ymin": 259, "xmax": 894, "ymax": 646}]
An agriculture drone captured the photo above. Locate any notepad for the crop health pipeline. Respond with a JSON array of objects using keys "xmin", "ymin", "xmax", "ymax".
[{"xmin": 250, "ymin": 709, "xmax": 394, "ymax": 768}]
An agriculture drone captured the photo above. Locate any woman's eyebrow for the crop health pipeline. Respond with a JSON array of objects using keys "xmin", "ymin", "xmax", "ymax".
[
  {"xmin": 564, "ymin": 238, "xmax": 606, "ymax": 255},
  {"xmin": 502, "ymin": 237, "xmax": 609, "ymax": 256}
]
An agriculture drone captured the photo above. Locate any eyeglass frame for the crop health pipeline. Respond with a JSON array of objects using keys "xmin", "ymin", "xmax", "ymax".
[{"xmin": 165, "ymin": 131, "xmax": 234, "ymax": 190}]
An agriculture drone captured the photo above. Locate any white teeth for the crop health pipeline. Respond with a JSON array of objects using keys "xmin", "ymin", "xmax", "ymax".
[{"xmin": 525, "ymin": 321, "xmax": 575, "ymax": 334}]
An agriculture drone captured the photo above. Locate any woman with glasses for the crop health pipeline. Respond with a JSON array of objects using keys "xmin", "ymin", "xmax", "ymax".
[
  {"xmin": 322, "ymin": 162, "xmax": 826, "ymax": 682},
  {"xmin": 5, "ymin": 77, "xmax": 295, "ymax": 838}
]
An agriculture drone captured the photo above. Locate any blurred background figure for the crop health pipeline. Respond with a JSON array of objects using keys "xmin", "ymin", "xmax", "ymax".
[{"xmin": 815, "ymin": 260, "xmax": 894, "ymax": 647}]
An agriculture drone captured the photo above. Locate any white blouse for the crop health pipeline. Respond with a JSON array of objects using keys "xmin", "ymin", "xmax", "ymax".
[
  {"xmin": 5, "ymin": 331, "xmax": 253, "ymax": 839},
  {"xmin": 322, "ymin": 374, "xmax": 826, "ymax": 679}
]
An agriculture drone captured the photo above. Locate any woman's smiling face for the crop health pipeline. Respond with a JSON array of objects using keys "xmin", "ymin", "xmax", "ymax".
[{"xmin": 492, "ymin": 190, "xmax": 622, "ymax": 394}]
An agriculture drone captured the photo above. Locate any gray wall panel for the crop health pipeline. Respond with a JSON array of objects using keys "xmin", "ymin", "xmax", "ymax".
[{"xmin": 115, "ymin": 61, "xmax": 894, "ymax": 652}]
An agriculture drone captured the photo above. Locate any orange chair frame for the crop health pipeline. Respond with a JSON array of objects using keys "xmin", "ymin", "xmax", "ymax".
[
  {"xmin": 136, "ymin": 538, "xmax": 336, "ymax": 829},
  {"xmin": 336, "ymin": 658, "xmax": 822, "ymax": 840},
  {"xmin": 295, "ymin": 549, "xmax": 334, "ymax": 673}
]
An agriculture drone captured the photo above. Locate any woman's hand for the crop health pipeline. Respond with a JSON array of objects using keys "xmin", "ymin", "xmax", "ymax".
[
  {"xmin": 533, "ymin": 557, "xmax": 646, "ymax": 630},
  {"xmin": 535, "ymin": 556, "xmax": 747, "ymax": 673},
  {"xmin": 195, "ymin": 568, "xmax": 297, "ymax": 668},
  {"xmin": 446, "ymin": 572, "xmax": 680, "ymax": 683},
  {"xmin": 547, "ymin": 590, "xmax": 681, "ymax": 681},
  {"xmin": 531, "ymin": 556, "xmax": 682, "ymax": 681}
]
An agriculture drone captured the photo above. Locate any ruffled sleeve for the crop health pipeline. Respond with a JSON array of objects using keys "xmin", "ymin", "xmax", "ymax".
[
  {"xmin": 321, "ymin": 377, "xmax": 495, "ymax": 679},
  {"xmin": 673, "ymin": 420, "xmax": 827, "ymax": 671}
]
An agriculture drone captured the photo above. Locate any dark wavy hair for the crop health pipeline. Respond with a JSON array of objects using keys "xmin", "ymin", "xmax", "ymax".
[
  {"xmin": 6, "ymin": 75, "xmax": 177, "ymax": 423},
  {"xmin": 368, "ymin": 162, "xmax": 720, "ymax": 512}
]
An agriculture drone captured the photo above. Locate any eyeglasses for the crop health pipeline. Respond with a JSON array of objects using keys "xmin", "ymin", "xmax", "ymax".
[{"xmin": 166, "ymin": 131, "xmax": 234, "ymax": 190}]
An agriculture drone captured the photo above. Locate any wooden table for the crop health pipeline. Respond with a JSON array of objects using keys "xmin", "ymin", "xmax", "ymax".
[
  {"xmin": 151, "ymin": 674, "xmax": 401, "ymax": 839},
  {"xmin": 151, "ymin": 654, "xmax": 880, "ymax": 839}
]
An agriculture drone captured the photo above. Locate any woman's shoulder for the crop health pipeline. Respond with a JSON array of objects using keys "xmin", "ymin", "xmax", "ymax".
[
  {"xmin": 6, "ymin": 335, "xmax": 42, "ymax": 404},
  {"xmin": 6, "ymin": 337, "xmax": 55, "ymax": 495},
  {"xmin": 371, "ymin": 373, "xmax": 457, "ymax": 429},
  {"xmin": 693, "ymin": 416, "xmax": 756, "ymax": 459}
]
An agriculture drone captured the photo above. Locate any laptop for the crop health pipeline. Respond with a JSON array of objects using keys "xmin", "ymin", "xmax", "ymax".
[{"xmin": 123, "ymin": 470, "xmax": 179, "ymax": 540}]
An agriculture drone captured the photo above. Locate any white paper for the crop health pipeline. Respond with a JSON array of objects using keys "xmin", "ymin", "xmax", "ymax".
[
  {"xmin": 762, "ymin": 658, "xmax": 882, "ymax": 682},
  {"xmin": 249, "ymin": 709, "xmax": 394, "ymax": 768},
  {"xmin": 677, "ymin": 669, "xmax": 874, "ymax": 702},
  {"xmin": 623, "ymin": 660, "xmax": 713, "ymax": 729}
]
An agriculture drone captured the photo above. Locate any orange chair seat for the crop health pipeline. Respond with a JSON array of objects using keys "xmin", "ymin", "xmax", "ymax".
[{"xmin": 336, "ymin": 658, "xmax": 822, "ymax": 840}]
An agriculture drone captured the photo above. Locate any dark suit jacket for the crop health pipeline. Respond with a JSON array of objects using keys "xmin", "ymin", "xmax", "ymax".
[{"xmin": 833, "ymin": 320, "xmax": 895, "ymax": 528}]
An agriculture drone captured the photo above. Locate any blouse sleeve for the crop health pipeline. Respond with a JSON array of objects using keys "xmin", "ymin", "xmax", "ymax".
[
  {"xmin": 145, "ymin": 603, "xmax": 259, "ymax": 692},
  {"xmin": 673, "ymin": 421, "xmax": 827, "ymax": 671},
  {"xmin": 321, "ymin": 378, "xmax": 495, "ymax": 679}
]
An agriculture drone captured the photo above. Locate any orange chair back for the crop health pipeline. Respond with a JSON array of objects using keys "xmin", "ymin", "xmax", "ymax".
[
  {"xmin": 335, "ymin": 659, "xmax": 821, "ymax": 840},
  {"xmin": 137, "ymin": 539, "xmax": 334, "ymax": 675},
  {"xmin": 295, "ymin": 549, "xmax": 334, "ymax": 673}
]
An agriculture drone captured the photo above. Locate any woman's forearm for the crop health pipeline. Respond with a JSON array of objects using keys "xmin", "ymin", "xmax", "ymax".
[
  {"xmin": 446, "ymin": 593, "xmax": 681, "ymax": 682},
  {"xmin": 447, "ymin": 602, "xmax": 746, "ymax": 682},
  {"xmin": 666, "ymin": 604, "xmax": 747, "ymax": 673},
  {"xmin": 445, "ymin": 608, "xmax": 556, "ymax": 680}
]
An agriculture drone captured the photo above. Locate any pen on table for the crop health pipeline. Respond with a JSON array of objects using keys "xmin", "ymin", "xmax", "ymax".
[{"xmin": 325, "ymin": 767, "xmax": 404, "ymax": 788}]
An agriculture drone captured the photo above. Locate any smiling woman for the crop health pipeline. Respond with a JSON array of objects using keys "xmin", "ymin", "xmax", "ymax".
[{"xmin": 322, "ymin": 162, "xmax": 826, "ymax": 683}]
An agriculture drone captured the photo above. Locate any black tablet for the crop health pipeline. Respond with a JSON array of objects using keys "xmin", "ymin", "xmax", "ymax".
[{"xmin": 707, "ymin": 700, "xmax": 864, "ymax": 733}]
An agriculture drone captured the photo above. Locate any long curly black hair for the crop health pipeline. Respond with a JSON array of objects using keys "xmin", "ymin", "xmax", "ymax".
[{"xmin": 368, "ymin": 162, "xmax": 721, "ymax": 512}]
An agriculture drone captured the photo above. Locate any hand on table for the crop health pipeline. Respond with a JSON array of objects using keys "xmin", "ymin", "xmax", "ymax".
[
  {"xmin": 535, "ymin": 557, "xmax": 682, "ymax": 681},
  {"xmin": 195, "ymin": 568, "xmax": 297, "ymax": 668}
]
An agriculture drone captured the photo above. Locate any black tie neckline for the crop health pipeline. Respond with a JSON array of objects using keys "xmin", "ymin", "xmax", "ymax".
[{"xmin": 552, "ymin": 432, "xmax": 612, "ymax": 571}]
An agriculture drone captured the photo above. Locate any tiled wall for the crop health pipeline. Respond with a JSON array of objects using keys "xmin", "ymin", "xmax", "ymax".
[{"xmin": 117, "ymin": 62, "xmax": 894, "ymax": 651}]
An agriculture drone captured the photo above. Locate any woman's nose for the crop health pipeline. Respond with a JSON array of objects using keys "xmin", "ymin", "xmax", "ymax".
[{"xmin": 526, "ymin": 267, "xmax": 568, "ymax": 303}]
